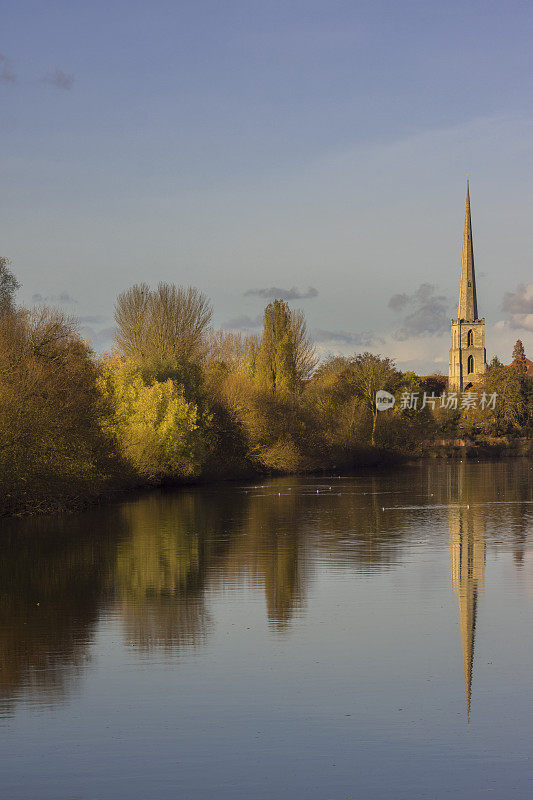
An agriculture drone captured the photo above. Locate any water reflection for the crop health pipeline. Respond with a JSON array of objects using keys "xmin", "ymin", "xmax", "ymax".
[
  {"xmin": 115, "ymin": 486, "xmax": 309, "ymax": 636},
  {"xmin": 0, "ymin": 513, "xmax": 123, "ymax": 713},
  {"xmin": 115, "ymin": 494, "xmax": 224, "ymax": 652},
  {"xmin": 444, "ymin": 460, "xmax": 533, "ymax": 716},
  {"xmin": 222, "ymin": 485, "xmax": 308, "ymax": 629},
  {"xmin": 0, "ymin": 460, "xmax": 531, "ymax": 715},
  {"xmin": 450, "ymin": 500, "xmax": 485, "ymax": 717}
]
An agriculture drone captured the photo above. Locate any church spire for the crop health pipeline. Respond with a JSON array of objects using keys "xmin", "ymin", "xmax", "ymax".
[
  {"xmin": 450, "ymin": 501, "xmax": 485, "ymax": 720},
  {"xmin": 458, "ymin": 580, "xmax": 477, "ymax": 719},
  {"xmin": 457, "ymin": 180, "xmax": 478, "ymax": 321}
]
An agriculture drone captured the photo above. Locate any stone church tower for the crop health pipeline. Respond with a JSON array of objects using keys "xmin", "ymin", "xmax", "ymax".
[{"xmin": 448, "ymin": 182, "xmax": 486, "ymax": 390}]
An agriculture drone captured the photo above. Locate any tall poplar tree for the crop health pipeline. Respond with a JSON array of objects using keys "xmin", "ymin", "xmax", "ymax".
[{"xmin": 255, "ymin": 299, "xmax": 315, "ymax": 394}]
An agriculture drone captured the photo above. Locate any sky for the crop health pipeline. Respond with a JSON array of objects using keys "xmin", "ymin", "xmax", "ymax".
[{"xmin": 2, "ymin": 0, "xmax": 532, "ymax": 372}]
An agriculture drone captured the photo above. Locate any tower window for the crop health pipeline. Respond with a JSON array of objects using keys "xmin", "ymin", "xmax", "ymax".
[
  {"xmin": 467, "ymin": 355, "xmax": 474, "ymax": 373},
  {"xmin": 467, "ymin": 329, "xmax": 473, "ymax": 346}
]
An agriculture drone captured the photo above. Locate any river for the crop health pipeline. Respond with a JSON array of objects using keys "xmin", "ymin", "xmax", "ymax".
[{"xmin": 1, "ymin": 459, "xmax": 532, "ymax": 799}]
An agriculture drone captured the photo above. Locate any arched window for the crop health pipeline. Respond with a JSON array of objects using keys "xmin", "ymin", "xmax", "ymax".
[
  {"xmin": 467, "ymin": 355, "xmax": 474, "ymax": 373},
  {"xmin": 467, "ymin": 329, "xmax": 473, "ymax": 347}
]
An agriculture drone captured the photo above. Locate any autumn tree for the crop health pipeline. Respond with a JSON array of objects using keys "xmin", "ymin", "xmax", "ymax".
[
  {"xmin": 512, "ymin": 339, "xmax": 528, "ymax": 375},
  {"xmin": 114, "ymin": 283, "xmax": 212, "ymax": 390},
  {"xmin": 306, "ymin": 357, "xmax": 369, "ymax": 454},
  {"xmin": 470, "ymin": 360, "xmax": 530, "ymax": 434},
  {"xmin": 205, "ymin": 329, "xmax": 258, "ymax": 378},
  {"xmin": 254, "ymin": 299, "xmax": 316, "ymax": 394},
  {"xmin": 99, "ymin": 360, "xmax": 207, "ymax": 482},
  {"xmin": 106, "ymin": 283, "xmax": 214, "ymax": 481},
  {"xmin": 348, "ymin": 353, "xmax": 399, "ymax": 446},
  {"xmin": 0, "ymin": 257, "xmax": 20, "ymax": 317},
  {"xmin": 0, "ymin": 306, "xmax": 114, "ymax": 514}
]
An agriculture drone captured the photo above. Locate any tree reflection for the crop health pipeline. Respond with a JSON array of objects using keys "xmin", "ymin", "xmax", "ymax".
[
  {"xmin": 0, "ymin": 460, "xmax": 530, "ymax": 712},
  {"xmin": 0, "ymin": 511, "xmax": 123, "ymax": 713},
  {"xmin": 115, "ymin": 491, "xmax": 240, "ymax": 650},
  {"xmin": 221, "ymin": 481, "xmax": 307, "ymax": 629}
]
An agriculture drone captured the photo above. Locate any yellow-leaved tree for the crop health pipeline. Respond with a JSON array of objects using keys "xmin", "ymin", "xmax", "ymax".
[{"xmin": 100, "ymin": 361, "xmax": 207, "ymax": 482}]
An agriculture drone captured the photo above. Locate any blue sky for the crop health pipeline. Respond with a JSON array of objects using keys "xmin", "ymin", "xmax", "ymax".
[{"xmin": 2, "ymin": 0, "xmax": 532, "ymax": 370}]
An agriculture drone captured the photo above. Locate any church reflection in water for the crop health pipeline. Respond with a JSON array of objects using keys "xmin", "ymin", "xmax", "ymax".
[
  {"xmin": 440, "ymin": 457, "xmax": 533, "ymax": 718},
  {"xmin": 450, "ymin": 501, "xmax": 485, "ymax": 717}
]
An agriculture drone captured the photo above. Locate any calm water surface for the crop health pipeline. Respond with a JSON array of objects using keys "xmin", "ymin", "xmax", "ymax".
[{"xmin": 1, "ymin": 460, "xmax": 532, "ymax": 799}]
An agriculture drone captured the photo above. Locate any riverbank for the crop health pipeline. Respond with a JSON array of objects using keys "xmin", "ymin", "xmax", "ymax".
[
  {"xmin": 0, "ymin": 446, "xmax": 406, "ymax": 518},
  {"xmin": 3, "ymin": 441, "xmax": 531, "ymax": 519},
  {"xmin": 429, "ymin": 436, "xmax": 532, "ymax": 459},
  {"xmin": 2, "ymin": 284, "xmax": 531, "ymax": 521}
]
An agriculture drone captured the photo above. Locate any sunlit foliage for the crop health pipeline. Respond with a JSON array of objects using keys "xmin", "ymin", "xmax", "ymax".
[
  {"xmin": 100, "ymin": 360, "xmax": 208, "ymax": 482},
  {"xmin": 1, "ymin": 261, "xmax": 530, "ymax": 516},
  {"xmin": 0, "ymin": 306, "xmax": 113, "ymax": 514},
  {"xmin": 464, "ymin": 359, "xmax": 532, "ymax": 435},
  {"xmin": 114, "ymin": 283, "xmax": 212, "ymax": 392},
  {"xmin": 512, "ymin": 339, "xmax": 528, "ymax": 375},
  {"xmin": 254, "ymin": 299, "xmax": 316, "ymax": 394}
]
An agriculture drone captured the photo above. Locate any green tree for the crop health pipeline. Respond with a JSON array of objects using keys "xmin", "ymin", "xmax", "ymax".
[{"xmin": 255, "ymin": 299, "xmax": 316, "ymax": 394}]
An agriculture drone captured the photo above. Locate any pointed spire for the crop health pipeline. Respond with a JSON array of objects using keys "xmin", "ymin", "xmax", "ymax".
[
  {"xmin": 457, "ymin": 180, "xmax": 478, "ymax": 321},
  {"xmin": 450, "ymin": 500, "xmax": 485, "ymax": 721},
  {"xmin": 458, "ymin": 583, "xmax": 477, "ymax": 718}
]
